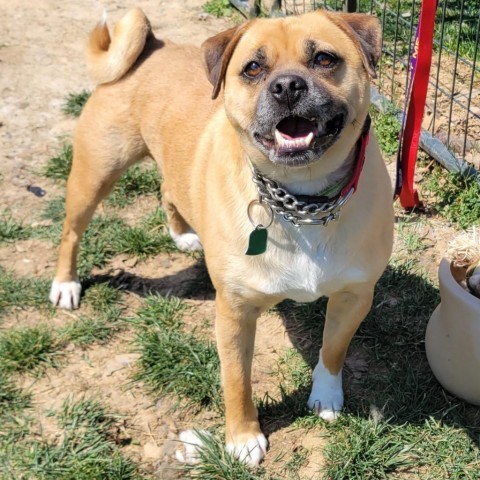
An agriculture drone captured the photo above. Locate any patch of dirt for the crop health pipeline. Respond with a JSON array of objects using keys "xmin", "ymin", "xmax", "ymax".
[
  {"xmin": 0, "ymin": 239, "xmax": 57, "ymax": 277},
  {"xmin": 18, "ymin": 335, "xmax": 191, "ymax": 477}
]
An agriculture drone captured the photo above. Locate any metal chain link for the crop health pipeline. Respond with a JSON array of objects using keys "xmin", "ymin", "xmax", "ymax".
[{"xmin": 251, "ymin": 169, "xmax": 354, "ymax": 227}]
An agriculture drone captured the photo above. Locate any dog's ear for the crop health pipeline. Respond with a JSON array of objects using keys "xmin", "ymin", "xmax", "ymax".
[
  {"xmin": 325, "ymin": 12, "xmax": 382, "ymax": 78},
  {"xmin": 202, "ymin": 23, "xmax": 251, "ymax": 100}
]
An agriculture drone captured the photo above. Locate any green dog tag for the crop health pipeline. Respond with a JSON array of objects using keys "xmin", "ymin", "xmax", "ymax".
[{"xmin": 245, "ymin": 226, "xmax": 268, "ymax": 255}]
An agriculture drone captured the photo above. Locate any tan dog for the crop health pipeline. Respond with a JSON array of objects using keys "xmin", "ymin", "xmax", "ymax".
[{"xmin": 50, "ymin": 8, "xmax": 393, "ymax": 465}]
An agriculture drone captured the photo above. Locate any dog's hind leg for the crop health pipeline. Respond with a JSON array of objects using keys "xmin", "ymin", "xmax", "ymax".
[
  {"xmin": 50, "ymin": 124, "xmax": 146, "ymax": 309},
  {"xmin": 162, "ymin": 186, "xmax": 202, "ymax": 251},
  {"xmin": 308, "ymin": 285, "xmax": 375, "ymax": 421}
]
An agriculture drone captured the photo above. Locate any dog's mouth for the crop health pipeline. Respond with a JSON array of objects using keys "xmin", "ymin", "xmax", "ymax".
[{"xmin": 254, "ymin": 113, "xmax": 345, "ymax": 164}]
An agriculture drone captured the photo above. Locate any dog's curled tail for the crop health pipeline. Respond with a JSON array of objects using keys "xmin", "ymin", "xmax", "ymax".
[{"xmin": 86, "ymin": 7, "xmax": 151, "ymax": 85}]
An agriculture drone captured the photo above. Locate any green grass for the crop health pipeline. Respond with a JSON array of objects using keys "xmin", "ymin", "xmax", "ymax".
[
  {"xmin": 112, "ymin": 224, "xmax": 175, "ymax": 258},
  {"xmin": 321, "ymin": 415, "xmax": 416, "ymax": 479},
  {"xmin": 424, "ymin": 168, "xmax": 480, "ymax": 229},
  {"xmin": 41, "ymin": 196, "xmax": 67, "ymax": 224},
  {"xmin": 133, "ymin": 295, "xmax": 222, "ymax": 411},
  {"xmin": 0, "ymin": 214, "xmax": 32, "ymax": 243},
  {"xmin": 82, "ymin": 283, "xmax": 121, "ymax": 311},
  {"xmin": 370, "ymin": 107, "xmax": 400, "ymax": 157},
  {"xmin": 397, "ymin": 220, "xmax": 429, "ymax": 254},
  {"xmin": 0, "ymin": 268, "xmax": 53, "ymax": 317},
  {"xmin": 322, "ymin": 415, "xmax": 480, "ymax": 479},
  {"xmin": 0, "ymin": 375, "xmax": 31, "ymax": 415},
  {"xmin": 106, "ymin": 164, "xmax": 161, "ymax": 208},
  {"xmin": 59, "ymin": 308, "xmax": 122, "ymax": 347},
  {"xmin": 203, "ymin": 0, "xmax": 233, "ymax": 17},
  {"xmin": 44, "ymin": 143, "xmax": 73, "ymax": 181},
  {"xmin": 180, "ymin": 430, "xmax": 265, "ymax": 479},
  {"xmin": 0, "ymin": 326, "xmax": 61, "ymax": 375},
  {"xmin": 62, "ymin": 90, "xmax": 91, "ymax": 117},
  {"xmin": 77, "ymin": 213, "xmax": 176, "ymax": 276},
  {"xmin": 59, "ymin": 285, "xmax": 123, "ymax": 346},
  {"xmin": 12, "ymin": 396, "xmax": 142, "ymax": 480},
  {"xmin": 38, "ymin": 198, "xmax": 176, "ymax": 279}
]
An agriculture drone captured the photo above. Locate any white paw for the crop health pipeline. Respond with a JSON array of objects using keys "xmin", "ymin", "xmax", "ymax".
[
  {"xmin": 49, "ymin": 279, "xmax": 82, "ymax": 309},
  {"xmin": 175, "ymin": 429, "xmax": 211, "ymax": 465},
  {"xmin": 226, "ymin": 433, "xmax": 268, "ymax": 467},
  {"xmin": 307, "ymin": 354, "xmax": 343, "ymax": 422},
  {"xmin": 169, "ymin": 228, "xmax": 203, "ymax": 252}
]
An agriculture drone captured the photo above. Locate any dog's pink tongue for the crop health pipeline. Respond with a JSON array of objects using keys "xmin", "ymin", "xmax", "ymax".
[
  {"xmin": 276, "ymin": 117, "xmax": 316, "ymax": 140},
  {"xmin": 274, "ymin": 117, "xmax": 316, "ymax": 153}
]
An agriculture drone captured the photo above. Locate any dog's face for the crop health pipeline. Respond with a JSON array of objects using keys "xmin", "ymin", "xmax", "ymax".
[{"xmin": 202, "ymin": 11, "xmax": 381, "ymax": 168}]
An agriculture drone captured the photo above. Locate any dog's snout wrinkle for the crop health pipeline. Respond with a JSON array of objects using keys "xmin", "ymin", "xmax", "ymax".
[{"xmin": 269, "ymin": 74, "xmax": 308, "ymax": 107}]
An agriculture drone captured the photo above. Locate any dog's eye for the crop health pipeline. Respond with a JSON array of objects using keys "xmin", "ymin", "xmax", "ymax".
[
  {"xmin": 314, "ymin": 52, "xmax": 337, "ymax": 68},
  {"xmin": 243, "ymin": 61, "xmax": 263, "ymax": 79}
]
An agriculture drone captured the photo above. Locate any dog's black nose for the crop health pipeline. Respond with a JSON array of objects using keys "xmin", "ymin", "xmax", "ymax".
[{"xmin": 269, "ymin": 74, "xmax": 308, "ymax": 107}]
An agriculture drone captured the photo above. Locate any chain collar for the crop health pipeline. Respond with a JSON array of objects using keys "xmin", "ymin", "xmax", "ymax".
[{"xmin": 250, "ymin": 116, "xmax": 371, "ymax": 228}]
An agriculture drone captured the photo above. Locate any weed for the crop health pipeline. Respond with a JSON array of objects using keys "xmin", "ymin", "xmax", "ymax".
[
  {"xmin": 59, "ymin": 309, "xmax": 121, "ymax": 347},
  {"xmin": 133, "ymin": 295, "xmax": 221, "ymax": 410},
  {"xmin": 0, "ymin": 214, "xmax": 32, "ymax": 243},
  {"xmin": 0, "ymin": 375, "xmax": 31, "ymax": 415},
  {"xmin": 59, "ymin": 283, "xmax": 123, "ymax": 346},
  {"xmin": 397, "ymin": 221, "xmax": 428, "ymax": 254},
  {"xmin": 77, "ymin": 215, "xmax": 127, "ymax": 276},
  {"xmin": 132, "ymin": 295, "xmax": 186, "ymax": 328},
  {"xmin": 370, "ymin": 107, "xmax": 400, "ymax": 156},
  {"xmin": 283, "ymin": 446, "xmax": 309, "ymax": 479},
  {"xmin": 323, "ymin": 414, "xmax": 480, "ymax": 479},
  {"xmin": 83, "ymin": 283, "xmax": 121, "ymax": 312},
  {"xmin": 271, "ymin": 349, "xmax": 311, "ymax": 393},
  {"xmin": 106, "ymin": 164, "xmax": 161, "ymax": 208},
  {"xmin": 0, "ymin": 326, "xmax": 61, "ymax": 374},
  {"xmin": 424, "ymin": 168, "xmax": 480, "ymax": 229},
  {"xmin": 112, "ymin": 224, "xmax": 175, "ymax": 258},
  {"xmin": 203, "ymin": 0, "xmax": 233, "ymax": 17},
  {"xmin": 22, "ymin": 396, "xmax": 141, "ymax": 480},
  {"xmin": 0, "ymin": 268, "xmax": 53, "ymax": 316},
  {"xmin": 62, "ymin": 90, "xmax": 91, "ymax": 117},
  {"xmin": 141, "ymin": 207, "xmax": 168, "ymax": 231},
  {"xmin": 322, "ymin": 415, "xmax": 417, "ymax": 479},
  {"xmin": 58, "ymin": 396, "xmax": 112, "ymax": 433},
  {"xmin": 41, "ymin": 196, "xmax": 66, "ymax": 223},
  {"xmin": 44, "ymin": 143, "xmax": 73, "ymax": 181},
  {"xmin": 39, "ymin": 201, "xmax": 177, "ymax": 277}
]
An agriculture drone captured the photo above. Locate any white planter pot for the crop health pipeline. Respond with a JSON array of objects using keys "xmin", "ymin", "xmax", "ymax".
[{"xmin": 425, "ymin": 258, "xmax": 480, "ymax": 405}]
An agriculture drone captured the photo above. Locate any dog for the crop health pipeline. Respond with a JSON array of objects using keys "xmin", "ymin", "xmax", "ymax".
[{"xmin": 49, "ymin": 7, "xmax": 393, "ymax": 466}]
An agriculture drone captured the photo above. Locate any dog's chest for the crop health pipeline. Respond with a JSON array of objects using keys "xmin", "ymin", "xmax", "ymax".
[{"xmin": 234, "ymin": 223, "xmax": 365, "ymax": 303}]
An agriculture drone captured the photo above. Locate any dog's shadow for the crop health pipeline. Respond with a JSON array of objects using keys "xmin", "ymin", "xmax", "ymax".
[
  {"xmin": 85, "ymin": 258, "xmax": 480, "ymax": 449},
  {"xmin": 261, "ymin": 264, "xmax": 480, "ymax": 449}
]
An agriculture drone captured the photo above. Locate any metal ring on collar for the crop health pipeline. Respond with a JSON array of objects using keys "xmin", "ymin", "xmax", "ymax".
[{"xmin": 247, "ymin": 199, "xmax": 274, "ymax": 229}]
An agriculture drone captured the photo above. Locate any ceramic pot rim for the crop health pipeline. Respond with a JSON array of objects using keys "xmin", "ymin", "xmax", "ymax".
[{"xmin": 440, "ymin": 257, "xmax": 480, "ymax": 309}]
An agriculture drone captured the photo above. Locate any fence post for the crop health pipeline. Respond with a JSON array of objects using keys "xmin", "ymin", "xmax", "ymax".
[{"xmin": 344, "ymin": 0, "xmax": 357, "ymax": 12}]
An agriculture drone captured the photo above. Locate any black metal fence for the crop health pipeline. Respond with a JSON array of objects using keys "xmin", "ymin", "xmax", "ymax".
[{"xmin": 241, "ymin": 0, "xmax": 480, "ymax": 170}]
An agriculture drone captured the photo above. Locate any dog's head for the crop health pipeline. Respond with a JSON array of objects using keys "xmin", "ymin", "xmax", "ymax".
[{"xmin": 202, "ymin": 10, "xmax": 381, "ymax": 169}]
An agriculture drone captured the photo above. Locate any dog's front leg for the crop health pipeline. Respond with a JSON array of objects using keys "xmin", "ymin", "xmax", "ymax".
[
  {"xmin": 215, "ymin": 291, "xmax": 267, "ymax": 466},
  {"xmin": 308, "ymin": 285, "xmax": 375, "ymax": 421}
]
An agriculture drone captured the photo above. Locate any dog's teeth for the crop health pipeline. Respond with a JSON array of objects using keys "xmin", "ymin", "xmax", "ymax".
[
  {"xmin": 274, "ymin": 129, "xmax": 284, "ymax": 146},
  {"xmin": 305, "ymin": 132, "xmax": 314, "ymax": 146},
  {"xmin": 275, "ymin": 130, "xmax": 314, "ymax": 151}
]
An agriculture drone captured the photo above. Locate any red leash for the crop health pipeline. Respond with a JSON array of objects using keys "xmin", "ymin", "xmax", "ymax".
[{"xmin": 395, "ymin": 0, "xmax": 438, "ymax": 209}]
